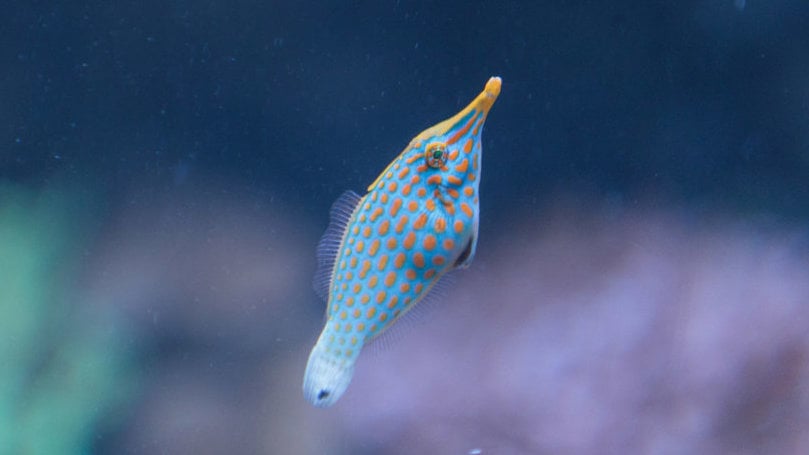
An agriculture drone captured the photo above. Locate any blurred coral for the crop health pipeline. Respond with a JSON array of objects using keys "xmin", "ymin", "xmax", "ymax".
[
  {"xmin": 0, "ymin": 183, "xmax": 136, "ymax": 454},
  {"xmin": 45, "ymin": 182, "xmax": 809, "ymax": 454},
  {"xmin": 327, "ymin": 205, "xmax": 809, "ymax": 454}
]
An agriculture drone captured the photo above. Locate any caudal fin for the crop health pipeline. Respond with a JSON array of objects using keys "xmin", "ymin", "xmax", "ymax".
[{"xmin": 303, "ymin": 343, "xmax": 356, "ymax": 407}]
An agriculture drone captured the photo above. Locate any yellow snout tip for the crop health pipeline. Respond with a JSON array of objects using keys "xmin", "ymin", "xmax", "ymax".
[{"xmin": 485, "ymin": 76, "xmax": 502, "ymax": 98}]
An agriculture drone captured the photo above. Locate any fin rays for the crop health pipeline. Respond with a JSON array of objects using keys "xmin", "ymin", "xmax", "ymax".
[{"xmin": 312, "ymin": 191, "xmax": 362, "ymax": 302}]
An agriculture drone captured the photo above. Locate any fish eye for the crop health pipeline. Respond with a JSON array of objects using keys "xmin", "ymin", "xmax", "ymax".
[{"xmin": 425, "ymin": 142, "xmax": 448, "ymax": 168}]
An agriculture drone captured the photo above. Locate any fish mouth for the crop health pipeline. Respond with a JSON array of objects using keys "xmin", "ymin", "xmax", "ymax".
[
  {"xmin": 478, "ymin": 76, "xmax": 502, "ymax": 112},
  {"xmin": 415, "ymin": 76, "xmax": 502, "ymax": 141}
]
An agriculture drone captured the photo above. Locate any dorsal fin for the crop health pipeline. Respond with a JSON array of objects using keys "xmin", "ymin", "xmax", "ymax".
[{"xmin": 312, "ymin": 191, "xmax": 362, "ymax": 302}]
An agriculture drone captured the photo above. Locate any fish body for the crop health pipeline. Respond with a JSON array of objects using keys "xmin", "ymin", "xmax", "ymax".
[{"xmin": 304, "ymin": 77, "xmax": 502, "ymax": 407}]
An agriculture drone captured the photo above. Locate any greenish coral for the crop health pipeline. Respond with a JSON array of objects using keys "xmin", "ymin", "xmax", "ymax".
[{"xmin": 0, "ymin": 183, "xmax": 136, "ymax": 454}]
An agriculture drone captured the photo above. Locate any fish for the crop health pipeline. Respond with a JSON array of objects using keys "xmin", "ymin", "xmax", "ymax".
[{"xmin": 303, "ymin": 77, "xmax": 502, "ymax": 407}]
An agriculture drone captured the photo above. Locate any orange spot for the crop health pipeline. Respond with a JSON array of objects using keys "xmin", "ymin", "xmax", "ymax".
[
  {"xmin": 413, "ymin": 252, "xmax": 425, "ymax": 268},
  {"xmin": 377, "ymin": 254, "xmax": 389, "ymax": 270},
  {"xmin": 353, "ymin": 283, "xmax": 362, "ymax": 293},
  {"xmin": 405, "ymin": 269, "xmax": 417, "ymax": 280},
  {"xmin": 417, "ymin": 187, "xmax": 427, "ymax": 197},
  {"xmin": 350, "ymin": 257, "xmax": 358, "ymax": 268},
  {"xmin": 432, "ymin": 255, "xmax": 446, "ymax": 266},
  {"xmin": 463, "ymin": 139, "xmax": 473, "ymax": 153},
  {"xmin": 395, "ymin": 215, "xmax": 409, "ymax": 234},
  {"xmin": 336, "ymin": 293, "xmax": 344, "ymax": 301},
  {"xmin": 340, "ymin": 311, "xmax": 347, "ymax": 320},
  {"xmin": 447, "ymin": 175, "xmax": 462, "ymax": 186},
  {"xmin": 407, "ymin": 200, "xmax": 419, "ymax": 212},
  {"xmin": 355, "ymin": 240, "xmax": 365, "ymax": 253},
  {"xmin": 472, "ymin": 153, "xmax": 479, "ymax": 170},
  {"xmin": 360, "ymin": 259, "xmax": 371, "ymax": 278},
  {"xmin": 426, "ymin": 199, "xmax": 436, "ymax": 211},
  {"xmin": 403, "ymin": 231, "xmax": 416, "ymax": 249},
  {"xmin": 434, "ymin": 218, "xmax": 446, "ymax": 233},
  {"xmin": 413, "ymin": 213, "xmax": 428, "ymax": 230},
  {"xmin": 344, "ymin": 323, "xmax": 353, "ymax": 333},
  {"xmin": 416, "ymin": 164, "xmax": 428, "ymax": 173},
  {"xmin": 446, "ymin": 204, "xmax": 456, "ymax": 216},
  {"xmin": 468, "ymin": 172, "xmax": 476, "ymax": 181},
  {"xmin": 406, "ymin": 153, "xmax": 420, "ymax": 164},
  {"xmin": 379, "ymin": 313, "xmax": 388, "ymax": 323},
  {"xmin": 472, "ymin": 119, "xmax": 482, "ymax": 136},
  {"xmin": 448, "ymin": 149, "xmax": 459, "ymax": 161},
  {"xmin": 454, "ymin": 158, "xmax": 469, "ymax": 173},
  {"xmin": 350, "ymin": 336, "xmax": 358, "ymax": 345},
  {"xmin": 424, "ymin": 269, "xmax": 436, "ymax": 279},
  {"xmin": 453, "ymin": 220, "xmax": 465, "ymax": 233},
  {"xmin": 364, "ymin": 202, "xmax": 372, "ymax": 211},
  {"xmin": 344, "ymin": 248, "xmax": 352, "ymax": 257},
  {"xmin": 411, "ymin": 175, "xmax": 421, "ymax": 184},
  {"xmin": 447, "ymin": 188, "xmax": 459, "ymax": 199},
  {"xmin": 375, "ymin": 291, "xmax": 387, "ymax": 304},
  {"xmin": 398, "ymin": 168, "xmax": 410, "ymax": 179},
  {"xmin": 443, "ymin": 238, "xmax": 455, "ymax": 250},
  {"xmin": 366, "ymin": 307, "xmax": 377, "ymax": 319},
  {"xmin": 381, "ymin": 193, "xmax": 389, "ymax": 204},
  {"xmin": 400, "ymin": 282, "xmax": 410, "ymax": 293},
  {"xmin": 359, "ymin": 214, "xmax": 367, "ymax": 223},
  {"xmin": 346, "ymin": 296, "xmax": 355, "ymax": 306},
  {"xmin": 357, "ymin": 322, "xmax": 365, "ymax": 331},
  {"xmin": 394, "ymin": 252, "xmax": 406, "ymax": 269},
  {"xmin": 345, "ymin": 271, "xmax": 353, "ymax": 280},
  {"xmin": 386, "ymin": 171, "xmax": 393, "ymax": 179},
  {"xmin": 377, "ymin": 219, "xmax": 390, "ymax": 236},
  {"xmin": 423, "ymin": 234, "xmax": 437, "ymax": 251},
  {"xmin": 427, "ymin": 175, "xmax": 442, "ymax": 186},
  {"xmin": 387, "ymin": 295, "xmax": 399, "ymax": 309},
  {"xmin": 361, "ymin": 294, "xmax": 370, "ymax": 304},
  {"xmin": 369, "ymin": 239, "xmax": 380, "ymax": 257},
  {"xmin": 404, "ymin": 297, "xmax": 412, "ymax": 305},
  {"xmin": 414, "ymin": 283, "xmax": 423, "ymax": 294},
  {"xmin": 390, "ymin": 198, "xmax": 402, "ymax": 217},
  {"xmin": 370, "ymin": 206, "xmax": 384, "ymax": 222},
  {"xmin": 464, "ymin": 186, "xmax": 474, "ymax": 197},
  {"xmin": 368, "ymin": 275, "xmax": 378, "ymax": 288},
  {"xmin": 402, "ymin": 184, "xmax": 412, "ymax": 196},
  {"xmin": 345, "ymin": 349, "xmax": 353, "ymax": 357},
  {"xmin": 352, "ymin": 308, "xmax": 361, "ymax": 318},
  {"xmin": 341, "ymin": 283, "xmax": 348, "ymax": 291},
  {"xmin": 362, "ymin": 226, "xmax": 372, "ymax": 238},
  {"xmin": 388, "ymin": 181, "xmax": 398, "ymax": 192},
  {"xmin": 334, "ymin": 322, "xmax": 340, "ymax": 331},
  {"xmin": 384, "ymin": 271, "xmax": 397, "ymax": 287},
  {"xmin": 352, "ymin": 225, "xmax": 360, "ymax": 235},
  {"xmin": 461, "ymin": 202, "xmax": 474, "ymax": 218},
  {"xmin": 386, "ymin": 237, "xmax": 397, "ymax": 250},
  {"xmin": 447, "ymin": 112, "xmax": 476, "ymax": 145}
]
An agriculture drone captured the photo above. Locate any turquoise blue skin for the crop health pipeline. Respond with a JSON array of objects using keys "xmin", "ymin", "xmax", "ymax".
[{"xmin": 304, "ymin": 77, "xmax": 501, "ymax": 407}]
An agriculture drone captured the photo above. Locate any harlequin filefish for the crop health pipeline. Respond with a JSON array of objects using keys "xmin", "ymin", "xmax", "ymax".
[{"xmin": 303, "ymin": 77, "xmax": 502, "ymax": 407}]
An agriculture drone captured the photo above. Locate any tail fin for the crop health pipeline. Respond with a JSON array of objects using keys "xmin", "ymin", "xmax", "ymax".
[{"xmin": 303, "ymin": 342, "xmax": 356, "ymax": 407}]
